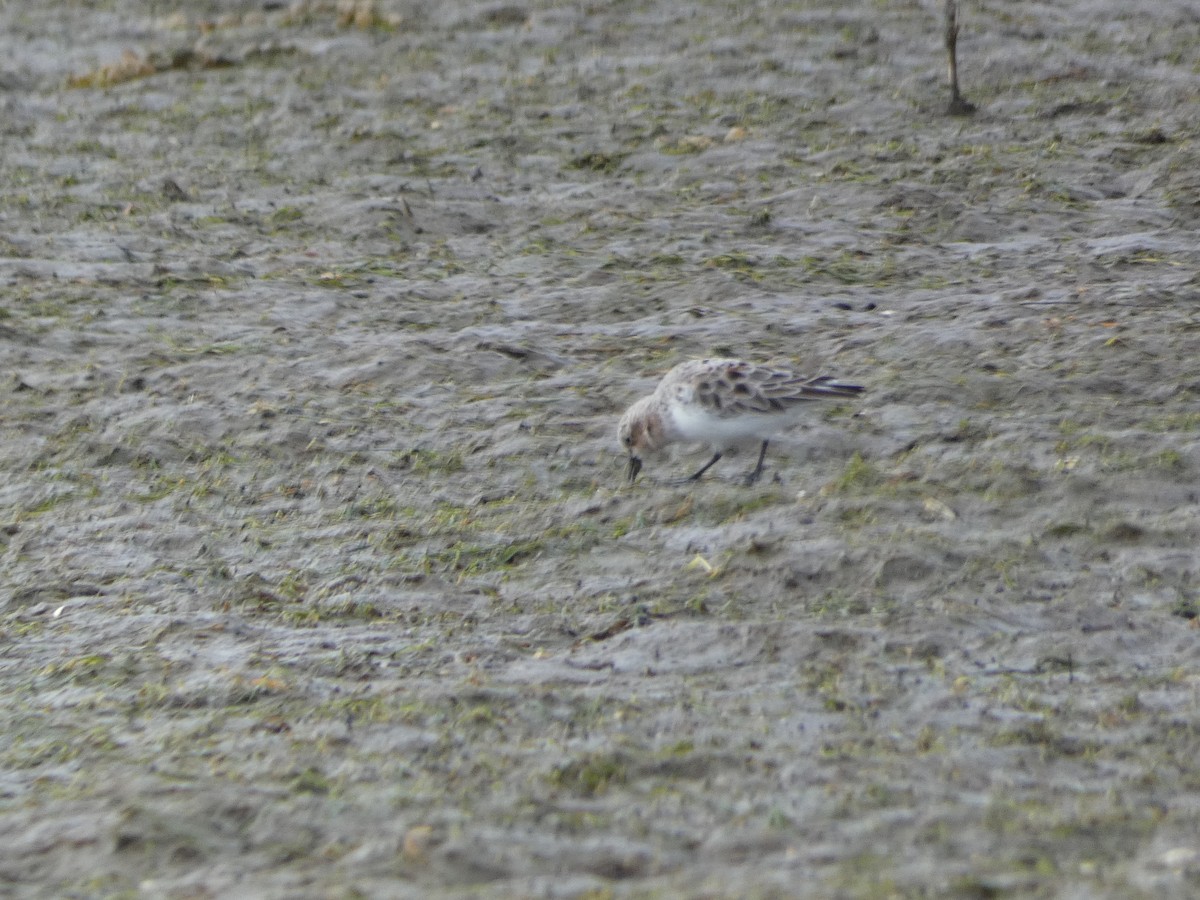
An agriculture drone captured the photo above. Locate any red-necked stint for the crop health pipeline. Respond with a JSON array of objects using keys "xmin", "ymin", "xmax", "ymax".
[{"xmin": 618, "ymin": 358, "xmax": 863, "ymax": 484}]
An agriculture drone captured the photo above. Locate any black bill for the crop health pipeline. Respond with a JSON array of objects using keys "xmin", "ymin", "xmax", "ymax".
[{"xmin": 626, "ymin": 455, "xmax": 642, "ymax": 483}]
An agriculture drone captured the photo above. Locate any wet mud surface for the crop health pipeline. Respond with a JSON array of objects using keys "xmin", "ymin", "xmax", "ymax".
[{"xmin": 3, "ymin": 1, "xmax": 1200, "ymax": 896}]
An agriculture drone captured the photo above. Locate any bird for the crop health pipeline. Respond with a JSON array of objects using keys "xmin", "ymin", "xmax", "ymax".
[{"xmin": 617, "ymin": 358, "xmax": 863, "ymax": 484}]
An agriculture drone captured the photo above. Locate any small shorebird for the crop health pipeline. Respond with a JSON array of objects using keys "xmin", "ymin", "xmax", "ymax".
[{"xmin": 618, "ymin": 358, "xmax": 863, "ymax": 484}]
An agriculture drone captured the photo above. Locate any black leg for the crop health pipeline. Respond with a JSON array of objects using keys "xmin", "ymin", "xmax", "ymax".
[
  {"xmin": 744, "ymin": 440, "xmax": 769, "ymax": 485},
  {"xmin": 687, "ymin": 452, "xmax": 723, "ymax": 481}
]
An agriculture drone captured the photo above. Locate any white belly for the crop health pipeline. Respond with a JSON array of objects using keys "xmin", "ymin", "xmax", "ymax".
[{"xmin": 670, "ymin": 403, "xmax": 796, "ymax": 449}]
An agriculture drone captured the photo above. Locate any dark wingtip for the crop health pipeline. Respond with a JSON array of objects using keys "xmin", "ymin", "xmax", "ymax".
[
  {"xmin": 814, "ymin": 379, "xmax": 865, "ymax": 398},
  {"xmin": 806, "ymin": 376, "xmax": 864, "ymax": 398}
]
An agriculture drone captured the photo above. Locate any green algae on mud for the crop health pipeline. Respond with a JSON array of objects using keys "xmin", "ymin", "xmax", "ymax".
[{"xmin": 2, "ymin": 0, "xmax": 1200, "ymax": 897}]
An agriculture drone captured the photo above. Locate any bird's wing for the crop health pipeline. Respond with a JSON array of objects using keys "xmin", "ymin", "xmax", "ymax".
[{"xmin": 688, "ymin": 361, "xmax": 862, "ymax": 416}]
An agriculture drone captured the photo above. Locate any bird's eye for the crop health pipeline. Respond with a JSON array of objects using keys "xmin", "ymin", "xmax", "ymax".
[{"xmin": 623, "ymin": 435, "xmax": 632, "ymax": 447}]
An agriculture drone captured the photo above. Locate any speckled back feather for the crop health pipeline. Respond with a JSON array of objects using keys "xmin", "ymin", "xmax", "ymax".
[{"xmin": 669, "ymin": 359, "xmax": 863, "ymax": 419}]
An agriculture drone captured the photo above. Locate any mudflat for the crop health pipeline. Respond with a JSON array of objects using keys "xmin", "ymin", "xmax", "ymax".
[{"xmin": 3, "ymin": 2, "xmax": 1200, "ymax": 896}]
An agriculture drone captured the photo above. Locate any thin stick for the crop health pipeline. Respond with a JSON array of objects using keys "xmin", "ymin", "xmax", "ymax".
[{"xmin": 945, "ymin": 0, "xmax": 976, "ymax": 115}]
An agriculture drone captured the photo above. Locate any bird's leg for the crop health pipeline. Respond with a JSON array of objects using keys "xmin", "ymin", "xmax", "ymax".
[
  {"xmin": 687, "ymin": 452, "xmax": 723, "ymax": 482},
  {"xmin": 744, "ymin": 440, "xmax": 769, "ymax": 485}
]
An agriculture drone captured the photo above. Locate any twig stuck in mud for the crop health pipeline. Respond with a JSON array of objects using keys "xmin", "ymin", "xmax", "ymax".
[{"xmin": 944, "ymin": 0, "xmax": 977, "ymax": 115}]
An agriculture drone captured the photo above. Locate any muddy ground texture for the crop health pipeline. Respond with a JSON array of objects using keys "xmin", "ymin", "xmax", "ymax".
[{"xmin": 3, "ymin": 1, "xmax": 1200, "ymax": 897}]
